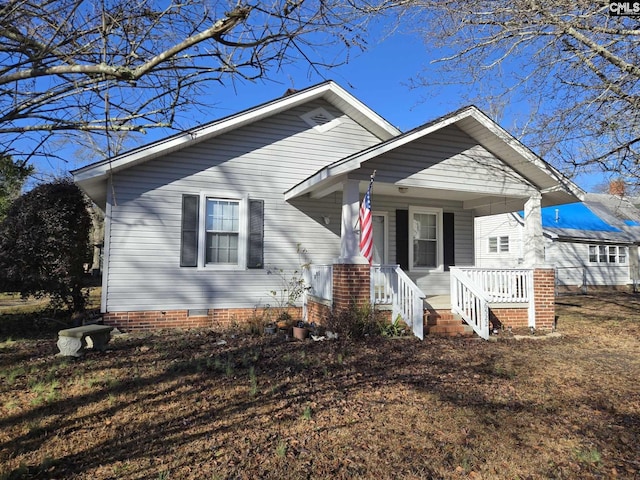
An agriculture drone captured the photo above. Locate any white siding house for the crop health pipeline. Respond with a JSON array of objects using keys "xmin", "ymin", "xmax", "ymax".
[
  {"xmin": 73, "ymin": 81, "xmax": 583, "ymax": 334},
  {"xmin": 475, "ymin": 193, "xmax": 640, "ymax": 291}
]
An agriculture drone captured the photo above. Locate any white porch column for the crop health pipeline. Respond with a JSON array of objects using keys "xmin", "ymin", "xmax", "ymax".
[
  {"xmin": 338, "ymin": 178, "xmax": 368, "ymax": 264},
  {"xmin": 523, "ymin": 192, "xmax": 545, "ymax": 266}
]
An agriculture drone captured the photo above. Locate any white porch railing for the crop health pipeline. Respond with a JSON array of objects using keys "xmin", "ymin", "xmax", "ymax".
[
  {"xmin": 371, "ymin": 265, "xmax": 425, "ymax": 340},
  {"xmin": 450, "ymin": 267, "xmax": 491, "ymax": 340},
  {"xmin": 456, "ymin": 267, "xmax": 533, "ymax": 303},
  {"xmin": 308, "ymin": 264, "xmax": 534, "ymax": 341}
]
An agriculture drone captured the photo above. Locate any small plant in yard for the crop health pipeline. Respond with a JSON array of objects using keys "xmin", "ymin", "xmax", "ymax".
[
  {"xmin": 248, "ymin": 366, "xmax": 258, "ymax": 397},
  {"xmin": 275, "ymin": 440, "xmax": 288, "ymax": 458},
  {"xmin": 574, "ymin": 447, "xmax": 603, "ymax": 467},
  {"xmin": 325, "ymin": 301, "xmax": 382, "ymax": 339},
  {"xmin": 302, "ymin": 405, "xmax": 313, "ymax": 420},
  {"xmin": 265, "ymin": 244, "xmax": 310, "ymax": 325},
  {"xmin": 379, "ymin": 314, "xmax": 409, "ymax": 337}
]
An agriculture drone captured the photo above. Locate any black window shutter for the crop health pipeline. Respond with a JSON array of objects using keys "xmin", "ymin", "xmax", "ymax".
[
  {"xmin": 180, "ymin": 195, "xmax": 199, "ymax": 267},
  {"xmin": 248, "ymin": 199, "xmax": 264, "ymax": 269},
  {"xmin": 443, "ymin": 212, "xmax": 455, "ymax": 271},
  {"xmin": 396, "ymin": 209, "xmax": 409, "ymax": 270}
]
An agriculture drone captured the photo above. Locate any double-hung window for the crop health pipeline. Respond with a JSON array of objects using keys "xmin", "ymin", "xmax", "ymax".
[
  {"xmin": 205, "ymin": 199, "xmax": 240, "ymax": 265},
  {"xmin": 409, "ymin": 207, "xmax": 442, "ymax": 271},
  {"xmin": 181, "ymin": 193, "xmax": 263, "ymax": 269}
]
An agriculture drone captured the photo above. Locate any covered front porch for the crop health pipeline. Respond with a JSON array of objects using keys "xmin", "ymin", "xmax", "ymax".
[
  {"xmin": 287, "ymin": 106, "xmax": 582, "ymax": 340},
  {"xmin": 305, "ymin": 264, "xmax": 555, "ymax": 340}
]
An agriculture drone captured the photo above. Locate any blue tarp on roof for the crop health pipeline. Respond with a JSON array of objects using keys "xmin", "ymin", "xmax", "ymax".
[
  {"xmin": 624, "ymin": 219, "xmax": 640, "ymax": 227},
  {"xmin": 520, "ymin": 202, "xmax": 621, "ymax": 232}
]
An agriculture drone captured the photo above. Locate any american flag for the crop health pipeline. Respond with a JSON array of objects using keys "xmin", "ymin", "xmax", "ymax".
[{"xmin": 359, "ymin": 175, "xmax": 375, "ymax": 264}]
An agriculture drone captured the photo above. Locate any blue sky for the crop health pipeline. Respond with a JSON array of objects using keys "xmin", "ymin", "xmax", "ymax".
[{"xmin": 59, "ymin": 30, "xmax": 602, "ymax": 192}]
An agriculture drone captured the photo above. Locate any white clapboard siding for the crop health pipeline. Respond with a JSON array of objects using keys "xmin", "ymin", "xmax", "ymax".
[
  {"xmin": 103, "ymin": 100, "xmax": 382, "ymax": 311},
  {"xmin": 547, "ymin": 242, "xmax": 631, "ymax": 287},
  {"xmin": 366, "ymin": 126, "xmax": 536, "ymax": 196},
  {"xmin": 474, "ymin": 213, "xmax": 524, "ymax": 268}
]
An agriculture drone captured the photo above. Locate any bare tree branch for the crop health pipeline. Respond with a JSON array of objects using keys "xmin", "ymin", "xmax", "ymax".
[
  {"xmin": 396, "ymin": 0, "xmax": 640, "ymax": 187},
  {"xmin": 0, "ymin": 0, "xmax": 379, "ymax": 167}
]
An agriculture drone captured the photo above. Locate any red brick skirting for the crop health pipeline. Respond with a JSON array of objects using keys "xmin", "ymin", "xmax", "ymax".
[
  {"xmin": 489, "ymin": 308, "xmax": 529, "ymax": 329},
  {"xmin": 306, "ymin": 299, "xmax": 332, "ymax": 326},
  {"xmin": 103, "ymin": 307, "xmax": 302, "ymax": 332}
]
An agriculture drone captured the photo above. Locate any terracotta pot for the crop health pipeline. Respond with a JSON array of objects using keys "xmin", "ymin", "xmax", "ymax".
[{"xmin": 292, "ymin": 326, "xmax": 309, "ymax": 340}]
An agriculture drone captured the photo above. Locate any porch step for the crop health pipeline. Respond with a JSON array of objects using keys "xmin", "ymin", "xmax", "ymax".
[{"xmin": 425, "ymin": 310, "xmax": 475, "ymax": 337}]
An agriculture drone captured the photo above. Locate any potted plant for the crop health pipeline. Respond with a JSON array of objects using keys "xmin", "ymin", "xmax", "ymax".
[
  {"xmin": 292, "ymin": 320, "xmax": 309, "ymax": 340},
  {"xmin": 264, "ymin": 322, "xmax": 277, "ymax": 335}
]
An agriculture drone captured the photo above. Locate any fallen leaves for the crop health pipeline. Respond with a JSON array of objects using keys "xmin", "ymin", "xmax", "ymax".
[{"xmin": 0, "ymin": 294, "xmax": 639, "ymax": 478}]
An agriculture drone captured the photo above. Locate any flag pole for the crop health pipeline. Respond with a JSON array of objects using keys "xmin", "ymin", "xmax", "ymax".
[{"xmin": 354, "ymin": 170, "xmax": 377, "ymax": 230}]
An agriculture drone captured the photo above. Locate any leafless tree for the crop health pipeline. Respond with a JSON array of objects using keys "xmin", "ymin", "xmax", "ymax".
[
  {"xmin": 0, "ymin": 0, "xmax": 373, "ymax": 167},
  {"xmin": 394, "ymin": 0, "xmax": 640, "ymax": 187}
]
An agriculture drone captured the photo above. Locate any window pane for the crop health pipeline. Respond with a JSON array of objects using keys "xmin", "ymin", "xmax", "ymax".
[
  {"xmin": 619, "ymin": 247, "xmax": 627, "ymax": 264},
  {"xmin": 206, "ymin": 199, "xmax": 239, "ymax": 232},
  {"xmin": 599, "ymin": 245, "xmax": 607, "ymax": 263},
  {"xmin": 489, "ymin": 237, "xmax": 497, "ymax": 253},
  {"xmin": 413, "ymin": 240, "xmax": 436, "ymax": 268},
  {"xmin": 609, "ymin": 246, "xmax": 617, "ymax": 263},
  {"xmin": 414, "ymin": 213, "xmax": 436, "ymax": 240},
  {"xmin": 589, "ymin": 245, "xmax": 597, "ymax": 263},
  {"xmin": 499, "ymin": 236, "xmax": 509, "ymax": 252},
  {"xmin": 206, "ymin": 233, "xmax": 238, "ymax": 264}
]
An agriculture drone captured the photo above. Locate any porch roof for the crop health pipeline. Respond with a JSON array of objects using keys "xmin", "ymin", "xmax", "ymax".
[{"xmin": 285, "ymin": 106, "xmax": 584, "ymax": 216}]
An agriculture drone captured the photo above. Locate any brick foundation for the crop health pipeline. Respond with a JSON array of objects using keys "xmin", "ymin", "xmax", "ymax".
[
  {"xmin": 489, "ymin": 307, "xmax": 529, "ymax": 329},
  {"xmin": 486, "ymin": 268, "xmax": 556, "ymax": 332},
  {"xmin": 306, "ymin": 299, "xmax": 332, "ymax": 326},
  {"xmin": 103, "ymin": 306, "xmax": 302, "ymax": 332}
]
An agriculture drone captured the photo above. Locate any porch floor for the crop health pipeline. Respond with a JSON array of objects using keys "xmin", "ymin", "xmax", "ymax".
[{"xmin": 425, "ymin": 295, "xmax": 451, "ymax": 311}]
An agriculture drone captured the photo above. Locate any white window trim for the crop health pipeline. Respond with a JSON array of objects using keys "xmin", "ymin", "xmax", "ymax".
[
  {"xmin": 409, "ymin": 206, "xmax": 443, "ymax": 272},
  {"xmin": 588, "ymin": 244, "xmax": 628, "ymax": 264},
  {"xmin": 488, "ymin": 235, "xmax": 509, "ymax": 253},
  {"xmin": 499, "ymin": 236, "xmax": 509, "ymax": 253},
  {"xmin": 197, "ymin": 192, "xmax": 248, "ymax": 270},
  {"xmin": 488, "ymin": 237, "xmax": 497, "ymax": 253}
]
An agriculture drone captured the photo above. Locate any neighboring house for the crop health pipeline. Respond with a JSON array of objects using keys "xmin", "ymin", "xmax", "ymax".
[
  {"xmin": 72, "ymin": 81, "xmax": 583, "ymax": 339},
  {"xmin": 475, "ymin": 193, "xmax": 640, "ymax": 292}
]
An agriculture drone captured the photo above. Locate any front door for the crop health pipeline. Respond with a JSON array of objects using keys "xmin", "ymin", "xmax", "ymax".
[{"xmin": 372, "ymin": 213, "xmax": 387, "ymax": 265}]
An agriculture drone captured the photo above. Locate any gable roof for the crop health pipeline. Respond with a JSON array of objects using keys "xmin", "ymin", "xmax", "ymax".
[
  {"xmin": 285, "ymin": 105, "xmax": 582, "ymax": 209},
  {"xmin": 72, "ymin": 81, "xmax": 401, "ymax": 209}
]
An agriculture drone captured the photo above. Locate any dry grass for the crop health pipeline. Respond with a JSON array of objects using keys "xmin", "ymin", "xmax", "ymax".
[{"xmin": 0, "ymin": 293, "xmax": 639, "ymax": 479}]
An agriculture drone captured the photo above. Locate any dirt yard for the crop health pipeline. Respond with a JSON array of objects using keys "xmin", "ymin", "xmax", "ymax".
[{"xmin": 0, "ymin": 293, "xmax": 639, "ymax": 479}]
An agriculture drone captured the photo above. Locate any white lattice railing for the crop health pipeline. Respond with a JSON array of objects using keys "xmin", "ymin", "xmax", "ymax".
[
  {"xmin": 456, "ymin": 267, "xmax": 533, "ymax": 303},
  {"xmin": 450, "ymin": 267, "xmax": 490, "ymax": 340},
  {"xmin": 371, "ymin": 264, "xmax": 425, "ymax": 340}
]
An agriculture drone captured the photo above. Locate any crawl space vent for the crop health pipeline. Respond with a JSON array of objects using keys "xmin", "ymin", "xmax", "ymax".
[{"xmin": 300, "ymin": 107, "xmax": 341, "ymax": 132}]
